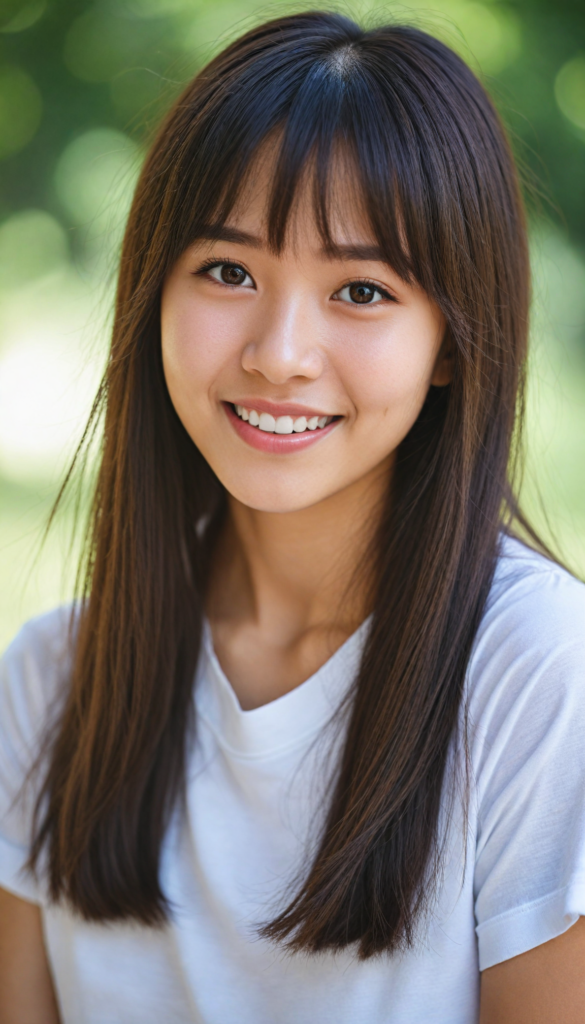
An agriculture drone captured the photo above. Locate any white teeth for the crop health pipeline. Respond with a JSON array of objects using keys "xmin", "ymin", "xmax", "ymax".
[
  {"xmin": 234, "ymin": 405, "xmax": 333, "ymax": 434},
  {"xmin": 275, "ymin": 416, "xmax": 294, "ymax": 434},
  {"xmin": 258, "ymin": 412, "xmax": 276, "ymax": 432}
]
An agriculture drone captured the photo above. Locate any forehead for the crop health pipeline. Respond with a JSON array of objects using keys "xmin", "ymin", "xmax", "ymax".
[{"xmin": 226, "ymin": 140, "xmax": 376, "ymax": 252}]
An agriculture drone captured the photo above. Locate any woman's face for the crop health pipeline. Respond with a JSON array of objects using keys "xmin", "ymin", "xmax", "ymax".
[{"xmin": 161, "ymin": 166, "xmax": 450, "ymax": 514}]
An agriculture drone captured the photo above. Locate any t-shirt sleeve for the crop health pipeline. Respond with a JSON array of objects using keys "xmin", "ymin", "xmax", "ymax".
[
  {"xmin": 470, "ymin": 553, "xmax": 585, "ymax": 970},
  {"xmin": 0, "ymin": 607, "xmax": 72, "ymax": 904}
]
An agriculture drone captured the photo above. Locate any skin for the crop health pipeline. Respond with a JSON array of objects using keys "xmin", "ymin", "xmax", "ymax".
[
  {"xmin": 161, "ymin": 162, "xmax": 451, "ymax": 708},
  {"xmin": 0, "ymin": 887, "xmax": 60, "ymax": 1024},
  {"xmin": 2, "ymin": 161, "xmax": 583, "ymax": 1023},
  {"xmin": 479, "ymin": 918, "xmax": 585, "ymax": 1023}
]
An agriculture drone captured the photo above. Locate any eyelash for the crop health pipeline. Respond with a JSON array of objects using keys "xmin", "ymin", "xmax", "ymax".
[
  {"xmin": 194, "ymin": 258, "xmax": 396, "ymax": 304},
  {"xmin": 336, "ymin": 279, "xmax": 395, "ymax": 304},
  {"xmin": 195, "ymin": 257, "xmax": 245, "ymax": 278}
]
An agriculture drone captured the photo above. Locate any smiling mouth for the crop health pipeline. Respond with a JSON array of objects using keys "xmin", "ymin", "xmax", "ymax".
[{"xmin": 231, "ymin": 403, "xmax": 338, "ymax": 434}]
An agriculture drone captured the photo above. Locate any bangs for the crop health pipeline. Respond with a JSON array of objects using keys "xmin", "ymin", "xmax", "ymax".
[{"xmin": 174, "ymin": 34, "xmax": 440, "ymax": 288}]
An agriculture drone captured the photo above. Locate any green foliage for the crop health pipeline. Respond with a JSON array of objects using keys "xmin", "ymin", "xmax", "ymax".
[{"xmin": 492, "ymin": 0, "xmax": 585, "ymax": 247}]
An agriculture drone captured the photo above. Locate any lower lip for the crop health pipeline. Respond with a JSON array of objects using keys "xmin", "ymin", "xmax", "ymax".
[{"xmin": 223, "ymin": 403, "xmax": 341, "ymax": 453}]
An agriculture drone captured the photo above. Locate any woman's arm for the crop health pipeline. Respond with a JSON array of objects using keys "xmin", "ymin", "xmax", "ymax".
[
  {"xmin": 0, "ymin": 886, "xmax": 61, "ymax": 1024},
  {"xmin": 480, "ymin": 917, "xmax": 585, "ymax": 1023}
]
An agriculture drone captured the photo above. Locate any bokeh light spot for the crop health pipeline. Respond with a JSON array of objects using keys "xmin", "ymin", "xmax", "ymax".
[
  {"xmin": 0, "ymin": 65, "xmax": 42, "ymax": 159},
  {"xmin": 462, "ymin": 3, "xmax": 521, "ymax": 74},
  {"xmin": 54, "ymin": 129, "xmax": 141, "ymax": 263},
  {"xmin": 0, "ymin": 331, "xmax": 99, "ymax": 481},
  {"xmin": 422, "ymin": 0, "xmax": 523, "ymax": 76},
  {"xmin": 54, "ymin": 126, "xmax": 140, "ymax": 227},
  {"xmin": 0, "ymin": 0, "xmax": 46, "ymax": 33},
  {"xmin": 555, "ymin": 55, "xmax": 585, "ymax": 131},
  {"xmin": 0, "ymin": 210, "xmax": 69, "ymax": 289}
]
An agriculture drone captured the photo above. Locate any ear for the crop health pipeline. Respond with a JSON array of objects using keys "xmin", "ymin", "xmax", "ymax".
[{"xmin": 430, "ymin": 327, "xmax": 454, "ymax": 387}]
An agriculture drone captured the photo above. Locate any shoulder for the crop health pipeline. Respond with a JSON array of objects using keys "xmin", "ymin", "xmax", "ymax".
[
  {"xmin": 0, "ymin": 609, "xmax": 75, "ymax": 901},
  {"xmin": 467, "ymin": 535, "xmax": 585, "ymax": 772},
  {"xmin": 486, "ymin": 534, "xmax": 585, "ymax": 638},
  {"xmin": 470, "ymin": 537, "xmax": 585, "ymax": 693},
  {"xmin": 467, "ymin": 542, "xmax": 585, "ymax": 968},
  {"xmin": 0, "ymin": 606, "xmax": 76, "ymax": 763}
]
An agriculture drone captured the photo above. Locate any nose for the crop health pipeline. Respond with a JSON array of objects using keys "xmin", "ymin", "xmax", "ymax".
[{"xmin": 241, "ymin": 294, "xmax": 324, "ymax": 384}]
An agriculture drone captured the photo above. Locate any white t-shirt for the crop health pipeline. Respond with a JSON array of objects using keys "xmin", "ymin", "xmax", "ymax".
[{"xmin": 1, "ymin": 536, "xmax": 585, "ymax": 1024}]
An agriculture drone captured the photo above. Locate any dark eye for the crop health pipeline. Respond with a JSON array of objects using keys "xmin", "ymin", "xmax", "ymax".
[
  {"xmin": 207, "ymin": 263, "xmax": 254, "ymax": 288},
  {"xmin": 337, "ymin": 282, "xmax": 386, "ymax": 305}
]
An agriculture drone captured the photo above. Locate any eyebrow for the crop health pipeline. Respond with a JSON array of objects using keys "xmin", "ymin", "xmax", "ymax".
[
  {"xmin": 196, "ymin": 226, "xmax": 389, "ymax": 264},
  {"xmin": 197, "ymin": 226, "xmax": 264, "ymax": 248},
  {"xmin": 320, "ymin": 242, "xmax": 388, "ymax": 263}
]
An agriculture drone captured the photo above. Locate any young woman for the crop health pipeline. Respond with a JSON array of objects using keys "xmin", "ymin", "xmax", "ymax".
[{"xmin": 1, "ymin": 11, "xmax": 584, "ymax": 1023}]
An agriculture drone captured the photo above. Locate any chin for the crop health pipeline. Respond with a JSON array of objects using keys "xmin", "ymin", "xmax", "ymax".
[{"xmin": 225, "ymin": 476, "xmax": 331, "ymax": 515}]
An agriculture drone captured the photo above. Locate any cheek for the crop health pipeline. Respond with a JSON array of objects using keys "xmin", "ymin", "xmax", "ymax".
[
  {"xmin": 160, "ymin": 285, "xmax": 241, "ymax": 419},
  {"xmin": 340, "ymin": 318, "xmax": 441, "ymax": 433}
]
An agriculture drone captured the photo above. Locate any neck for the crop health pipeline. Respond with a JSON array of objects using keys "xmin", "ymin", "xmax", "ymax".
[{"xmin": 208, "ymin": 459, "xmax": 390, "ymax": 646}]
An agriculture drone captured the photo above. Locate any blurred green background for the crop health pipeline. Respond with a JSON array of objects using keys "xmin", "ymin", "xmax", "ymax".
[{"xmin": 0, "ymin": 0, "xmax": 584, "ymax": 650}]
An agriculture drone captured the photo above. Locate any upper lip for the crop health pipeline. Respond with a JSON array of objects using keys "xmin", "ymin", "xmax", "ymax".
[{"xmin": 227, "ymin": 398, "xmax": 340, "ymax": 419}]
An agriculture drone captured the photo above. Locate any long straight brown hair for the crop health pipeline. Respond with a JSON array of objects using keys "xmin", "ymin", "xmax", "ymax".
[{"xmin": 31, "ymin": 11, "xmax": 543, "ymax": 958}]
